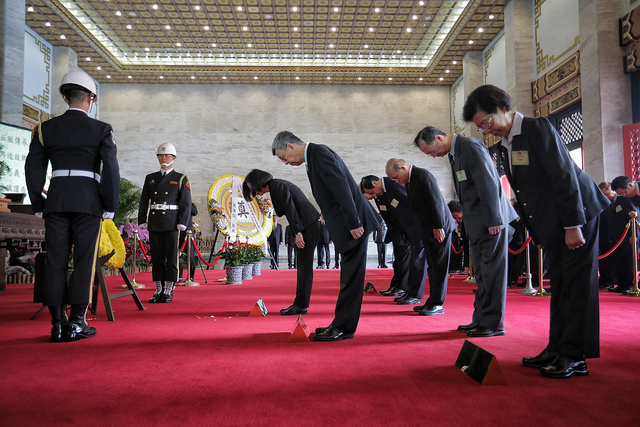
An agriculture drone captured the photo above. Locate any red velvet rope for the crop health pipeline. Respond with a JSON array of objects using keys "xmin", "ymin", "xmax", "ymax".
[
  {"xmin": 137, "ymin": 239, "xmax": 151, "ymax": 262},
  {"xmin": 598, "ymin": 224, "xmax": 631, "ymax": 260},
  {"xmin": 123, "ymin": 237, "xmax": 130, "ymax": 244},
  {"xmin": 508, "ymin": 236, "xmax": 533, "ymax": 255},
  {"xmin": 192, "ymin": 239, "xmax": 227, "ymax": 266},
  {"xmin": 450, "ymin": 242, "xmax": 463, "ymax": 254},
  {"xmin": 180, "ymin": 238, "xmax": 187, "ymax": 252}
]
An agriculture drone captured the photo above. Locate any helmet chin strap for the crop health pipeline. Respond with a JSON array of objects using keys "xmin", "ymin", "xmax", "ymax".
[{"xmin": 161, "ymin": 158, "xmax": 175, "ymax": 168}]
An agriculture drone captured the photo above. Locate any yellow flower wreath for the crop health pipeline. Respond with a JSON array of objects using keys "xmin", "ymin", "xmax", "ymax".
[{"xmin": 98, "ymin": 219, "xmax": 126, "ymax": 269}]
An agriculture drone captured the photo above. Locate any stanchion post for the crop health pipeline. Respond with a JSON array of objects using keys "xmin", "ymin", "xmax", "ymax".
[
  {"xmin": 123, "ymin": 229, "xmax": 144, "ymax": 289},
  {"xmin": 533, "ymin": 246, "xmax": 550, "ymax": 297},
  {"xmin": 519, "ymin": 230, "xmax": 536, "ymax": 295},
  {"xmin": 463, "ymin": 257, "xmax": 475, "ymax": 283},
  {"xmin": 177, "ymin": 230, "xmax": 199, "ymax": 287},
  {"xmin": 625, "ymin": 211, "xmax": 640, "ymax": 297}
]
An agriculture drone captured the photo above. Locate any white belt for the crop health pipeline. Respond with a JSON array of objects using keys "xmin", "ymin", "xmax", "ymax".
[
  {"xmin": 51, "ymin": 169, "xmax": 101, "ymax": 183},
  {"xmin": 150, "ymin": 203, "xmax": 179, "ymax": 211}
]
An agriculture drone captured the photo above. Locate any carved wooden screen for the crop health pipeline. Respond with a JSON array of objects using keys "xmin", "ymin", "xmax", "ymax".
[{"xmin": 623, "ymin": 122, "xmax": 640, "ymax": 180}]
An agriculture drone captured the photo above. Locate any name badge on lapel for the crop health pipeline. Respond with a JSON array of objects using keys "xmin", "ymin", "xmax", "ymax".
[
  {"xmin": 456, "ymin": 170, "xmax": 468, "ymax": 182},
  {"xmin": 512, "ymin": 150, "xmax": 529, "ymax": 166},
  {"xmin": 616, "ymin": 205, "xmax": 623, "ymax": 213},
  {"xmin": 379, "ymin": 204, "xmax": 388, "ymax": 211},
  {"xmin": 390, "ymin": 198, "xmax": 400, "ymax": 208}
]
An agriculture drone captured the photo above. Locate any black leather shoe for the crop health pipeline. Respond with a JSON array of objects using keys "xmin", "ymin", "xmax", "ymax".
[
  {"xmin": 315, "ymin": 325, "xmax": 332, "ymax": 334},
  {"xmin": 62, "ymin": 305, "xmax": 96, "ymax": 342},
  {"xmin": 466, "ymin": 326, "xmax": 505, "ymax": 337},
  {"xmin": 313, "ymin": 326, "xmax": 354, "ymax": 342},
  {"xmin": 379, "ymin": 286, "xmax": 394, "ymax": 295},
  {"xmin": 397, "ymin": 295, "xmax": 421, "ymax": 305},
  {"xmin": 609, "ymin": 285, "xmax": 631, "ymax": 293},
  {"xmin": 413, "ymin": 304, "xmax": 427, "ymax": 312},
  {"xmin": 280, "ymin": 305, "xmax": 308, "ymax": 315},
  {"xmin": 316, "ymin": 265, "xmax": 325, "ymax": 269},
  {"xmin": 384, "ymin": 288, "xmax": 405, "ymax": 297},
  {"xmin": 540, "ymin": 355, "xmax": 588, "ymax": 378},
  {"xmin": 457, "ymin": 323, "xmax": 478, "ymax": 332},
  {"xmin": 522, "ymin": 348, "xmax": 559, "ymax": 368},
  {"xmin": 419, "ymin": 305, "xmax": 444, "ymax": 316}
]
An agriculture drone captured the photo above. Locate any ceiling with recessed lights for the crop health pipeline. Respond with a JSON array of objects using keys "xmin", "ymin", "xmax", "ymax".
[{"xmin": 26, "ymin": 0, "xmax": 506, "ymax": 85}]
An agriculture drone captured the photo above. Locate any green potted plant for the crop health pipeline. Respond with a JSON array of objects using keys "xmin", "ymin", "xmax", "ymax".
[
  {"xmin": 216, "ymin": 242, "xmax": 247, "ymax": 284},
  {"xmin": 246, "ymin": 244, "xmax": 265, "ymax": 276}
]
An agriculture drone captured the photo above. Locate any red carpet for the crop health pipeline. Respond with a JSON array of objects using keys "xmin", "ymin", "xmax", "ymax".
[{"xmin": 1, "ymin": 268, "xmax": 640, "ymax": 426}]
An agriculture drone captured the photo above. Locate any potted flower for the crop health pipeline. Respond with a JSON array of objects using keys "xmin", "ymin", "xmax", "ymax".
[
  {"xmin": 217, "ymin": 242, "xmax": 247, "ymax": 284},
  {"xmin": 246, "ymin": 243, "xmax": 265, "ymax": 276}
]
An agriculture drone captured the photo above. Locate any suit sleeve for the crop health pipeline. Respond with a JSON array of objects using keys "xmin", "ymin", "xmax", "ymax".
[
  {"xmin": 314, "ymin": 146, "xmax": 362, "ymax": 230},
  {"xmin": 177, "ymin": 175, "xmax": 192, "ymax": 227},
  {"xmin": 529, "ymin": 118, "xmax": 586, "ymax": 227},
  {"xmin": 464, "ymin": 139, "xmax": 504, "ymax": 227},
  {"xmin": 274, "ymin": 181, "xmax": 307, "ymax": 235},
  {"xmin": 417, "ymin": 169, "xmax": 449, "ymax": 230},
  {"xmin": 138, "ymin": 176, "xmax": 151, "ymax": 224},
  {"xmin": 25, "ymin": 126, "xmax": 48, "ymax": 213},
  {"xmin": 99, "ymin": 125, "xmax": 120, "ymax": 213}
]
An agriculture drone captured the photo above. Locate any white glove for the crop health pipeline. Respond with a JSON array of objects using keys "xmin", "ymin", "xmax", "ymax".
[
  {"xmin": 177, "ymin": 224, "xmax": 187, "ymax": 231},
  {"xmin": 139, "ymin": 223, "xmax": 148, "ymax": 229},
  {"xmin": 102, "ymin": 212, "xmax": 115, "ymax": 219},
  {"xmin": 35, "ymin": 212, "xmax": 43, "ymax": 218}
]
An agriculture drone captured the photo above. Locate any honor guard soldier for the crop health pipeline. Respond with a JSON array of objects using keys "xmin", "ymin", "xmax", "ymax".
[
  {"xmin": 25, "ymin": 70, "xmax": 120, "ymax": 342},
  {"xmin": 138, "ymin": 143, "xmax": 192, "ymax": 303}
]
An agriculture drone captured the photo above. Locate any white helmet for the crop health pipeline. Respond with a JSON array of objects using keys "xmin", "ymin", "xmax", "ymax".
[
  {"xmin": 157, "ymin": 142, "xmax": 177, "ymax": 157},
  {"xmin": 58, "ymin": 70, "xmax": 97, "ymax": 97}
]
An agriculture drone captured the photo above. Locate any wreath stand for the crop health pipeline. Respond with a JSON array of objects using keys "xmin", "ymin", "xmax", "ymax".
[{"xmin": 91, "ymin": 249, "xmax": 145, "ymax": 321}]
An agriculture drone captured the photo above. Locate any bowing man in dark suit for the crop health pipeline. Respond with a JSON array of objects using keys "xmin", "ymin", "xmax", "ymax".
[
  {"xmin": 272, "ymin": 131, "xmax": 380, "ymax": 341},
  {"xmin": 268, "ymin": 218, "xmax": 283, "ymax": 269},
  {"xmin": 386, "ymin": 158, "xmax": 455, "ymax": 316},
  {"xmin": 284, "ymin": 225, "xmax": 298, "ymax": 269},
  {"xmin": 360, "ymin": 175, "xmax": 427, "ymax": 304},
  {"xmin": 26, "ymin": 70, "xmax": 120, "ymax": 342},
  {"xmin": 414, "ymin": 126, "xmax": 517, "ymax": 337},
  {"xmin": 243, "ymin": 169, "xmax": 321, "ymax": 315},
  {"xmin": 463, "ymin": 85, "xmax": 610, "ymax": 379},
  {"xmin": 139, "ymin": 143, "xmax": 192, "ymax": 304}
]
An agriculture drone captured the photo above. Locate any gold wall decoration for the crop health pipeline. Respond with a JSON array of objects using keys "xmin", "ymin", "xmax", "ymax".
[
  {"xmin": 534, "ymin": 84, "xmax": 581, "ymax": 117},
  {"xmin": 532, "ymin": 52, "xmax": 580, "ymax": 102},
  {"xmin": 452, "ymin": 80, "xmax": 464, "ymax": 135},
  {"xmin": 534, "ymin": 0, "xmax": 580, "ymax": 75},
  {"xmin": 620, "ymin": 3, "xmax": 640, "ymax": 73}
]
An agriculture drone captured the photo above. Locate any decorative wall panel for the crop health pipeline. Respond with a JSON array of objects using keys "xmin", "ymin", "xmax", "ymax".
[
  {"xmin": 23, "ymin": 26, "xmax": 52, "ymax": 114},
  {"xmin": 534, "ymin": 0, "xmax": 580, "ymax": 78}
]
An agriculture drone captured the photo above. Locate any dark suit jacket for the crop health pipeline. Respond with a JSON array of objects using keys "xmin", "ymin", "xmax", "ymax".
[
  {"xmin": 406, "ymin": 166, "xmax": 456, "ymax": 242},
  {"xmin": 25, "ymin": 109, "xmax": 120, "ymax": 216},
  {"xmin": 268, "ymin": 178, "xmax": 320, "ymax": 234},
  {"xmin": 451, "ymin": 135, "xmax": 517, "ymax": 242},
  {"xmin": 501, "ymin": 117, "xmax": 609, "ymax": 246},
  {"xmin": 138, "ymin": 170, "xmax": 192, "ymax": 232},
  {"xmin": 374, "ymin": 178, "xmax": 421, "ymax": 244},
  {"xmin": 305, "ymin": 143, "xmax": 379, "ymax": 253}
]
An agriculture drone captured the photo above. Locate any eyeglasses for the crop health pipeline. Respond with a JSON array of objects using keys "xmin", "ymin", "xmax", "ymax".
[
  {"xmin": 388, "ymin": 171, "xmax": 400, "ymax": 182},
  {"xmin": 476, "ymin": 115, "xmax": 493, "ymax": 133}
]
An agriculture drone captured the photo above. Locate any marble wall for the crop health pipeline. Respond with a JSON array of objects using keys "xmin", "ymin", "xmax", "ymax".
[{"xmin": 99, "ymin": 83, "xmax": 453, "ymax": 234}]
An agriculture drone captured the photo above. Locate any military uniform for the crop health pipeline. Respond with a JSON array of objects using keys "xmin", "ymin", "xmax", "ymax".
[
  {"xmin": 25, "ymin": 108, "xmax": 120, "ymax": 340},
  {"xmin": 138, "ymin": 168, "xmax": 191, "ymax": 302}
]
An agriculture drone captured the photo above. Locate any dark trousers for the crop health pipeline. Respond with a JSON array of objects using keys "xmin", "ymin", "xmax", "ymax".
[
  {"xmin": 317, "ymin": 243, "xmax": 330, "ymax": 266},
  {"xmin": 469, "ymin": 228, "xmax": 510, "ymax": 330},
  {"xmin": 423, "ymin": 232, "xmax": 452, "ymax": 307},
  {"xmin": 149, "ymin": 230, "xmax": 180, "ymax": 283},
  {"xmin": 293, "ymin": 221, "xmax": 320, "ymax": 307},
  {"xmin": 179, "ymin": 232, "xmax": 196, "ymax": 280},
  {"xmin": 545, "ymin": 217, "xmax": 600, "ymax": 359},
  {"xmin": 287, "ymin": 244, "xmax": 297, "ymax": 268},
  {"xmin": 389, "ymin": 235, "xmax": 411, "ymax": 291},
  {"xmin": 43, "ymin": 213, "xmax": 101, "ymax": 306},
  {"xmin": 406, "ymin": 238, "xmax": 428, "ymax": 299},
  {"xmin": 332, "ymin": 237, "xmax": 369, "ymax": 334},
  {"xmin": 377, "ymin": 242, "xmax": 386, "ymax": 266}
]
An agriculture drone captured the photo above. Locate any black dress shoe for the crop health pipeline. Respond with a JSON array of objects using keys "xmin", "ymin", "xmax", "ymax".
[
  {"xmin": 397, "ymin": 295, "xmax": 421, "ymax": 305},
  {"xmin": 313, "ymin": 326, "xmax": 354, "ymax": 342},
  {"xmin": 62, "ymin": 321, "xmax": 96, "ymax": 342},
  {"xmin": 522, "ymin": 348, "xmax": 559, "ymax": 368},
  {"xmin": 466, "ymin": 326, "xmax": 505, "ymax": 337},
  {"xmin": 280, "ymin": 305, "xmax": 308, "ymax": 315},
  {"xmin": 540, "ymin": 355, "xmax": 588, "ymax": 379},
  {"xmin": 457, "ymin": 322, "xmax": 478, "ymax": 332},
  {"xmin": 419, "ymin": 305, "xmax": 444, "ymax": 316},
  {"xmin": 379, "ymin": 286, "xmax": 394, "ymax": 295},
  {"xmin": 609, "ymin": 285, "xmax": 631, "ymax": 293},
  {"xmin": 413, "ymin": 304, "xmax": 427, "ymax": 312},
  {"xmin": 384, "ymin": 288, "xmax": 405, "ymax": 297},
  {"xmin": 315, "ymin": 325, "xmax": 332, "ymax": 334}
]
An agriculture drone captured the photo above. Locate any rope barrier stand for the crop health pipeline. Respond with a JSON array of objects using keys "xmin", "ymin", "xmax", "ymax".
[
  {"xmin": 177, "ymin": 230, "xmax": 199, "ymax": 287},
  {"xmin": 532, "ymin": 246, "xmax": 550, "ymax": 297},
  {"xmin": 122, "ymin": 228, "xmax": 145, "ymax": 289},
  {"xmin": 625, "ymin": 211, "xmax": 640, "ymax": 297},
  {"xmin": 518, "ymin": 230, "xmax": 536, "ymax": 295}
]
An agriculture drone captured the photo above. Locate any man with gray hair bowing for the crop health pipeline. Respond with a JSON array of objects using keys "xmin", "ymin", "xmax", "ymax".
[{"xmin": 272, "ymin": 131, "xmax": 380, "ymax": 341}]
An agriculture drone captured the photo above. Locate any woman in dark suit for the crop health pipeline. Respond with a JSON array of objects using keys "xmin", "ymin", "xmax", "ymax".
[{"xmin": 243, "ymin": 169, "xmax": 321, "ymax": 315}]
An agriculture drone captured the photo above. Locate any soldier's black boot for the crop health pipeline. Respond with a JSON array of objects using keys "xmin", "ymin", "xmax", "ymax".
[
  {"xmin": 63, "ymin": 304, "xmax": 97, "ymax": 342},
  {"xmin": 149, "ymin": 281, "xmax": 163, "ymax": 303},
  {"xmin": 48, "ymin": 305, "xmax": 67, "ymax": 343}
]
